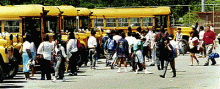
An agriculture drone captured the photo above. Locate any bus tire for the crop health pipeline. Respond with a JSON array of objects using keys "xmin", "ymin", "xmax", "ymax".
[
  {"xmin": 182, "ymin": 39, "xmax": 189, "ymax": 54},
  {"xmin": 5, "ymin": 56, "xmax": 18, "ymax": 79}
]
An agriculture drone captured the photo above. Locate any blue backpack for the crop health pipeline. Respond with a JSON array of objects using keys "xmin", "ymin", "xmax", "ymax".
[
  {"xmin": 107, "ymin": 39, "xmax": 115, "ymax": 50},
  {"xmin": 171, "ymin": 45, "xmax": 177, "ymax": 58},
  {"xmin": 118, "ymin": 40, "xmax": 125, "ymax": 52}
]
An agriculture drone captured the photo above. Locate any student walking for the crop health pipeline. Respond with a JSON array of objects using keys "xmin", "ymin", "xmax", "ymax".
[
  {"xmin": 37, "ymin": 35, "xmax": 54, "ymax": 80},
  {"xmin": 159, "ymin": 38, "xmax": 176, "ymax": 78},
  {"xmin": 22, "ymin": 34, "xmax": 32, "ymax": 80},
  {"xmin": 198, "ymin": 26, "xmax": 206, "ymax": 58},
  {"xmin": 176, "ymin": 28, "xmax": 184, "ymax": 56},
  {"xmin": 29, "ymin": 39, "xmax": 36, "ymax": 77},
  {"xmin": 132, "ymin": 34, "xmax": 152, "ymax": 74},
  {"xmin": 52, "ymin": 37, "xmax": 68, "ymax": 82},
  {"xmin": 105, "ymin": 34, "xmax": 117, "ymax": 68},
  {"xmin": 203, "ymin": 25, "xmax": 217, "ymax": 66},
  {"xmin": 189, "ymin": 32, "xmax": 199, "ymax": 66},
  {"xmin": 67, "ymin": 32, "xmax": 78, "ymax": 75},
  {"xmin": 88, "ymin": 30, "xmax": 97, "ymax": 70},
  {"xmin": 116, "ymin": 33, "xmax": 129, "ymax": 73}
]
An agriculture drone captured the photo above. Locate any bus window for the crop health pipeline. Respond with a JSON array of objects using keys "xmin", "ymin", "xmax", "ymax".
[
  {"xmin": 94, "ymin": 18, "xmax": 104, "ymax": 27},
  {"xmin": 130, "ymin": 18, "xmax": 141, "ymax": 27},
  {"xmin": 143, "ymin": 17, "xmax": 153, "ymax": 27},
  {"xmin": 44, "ymin": 17, "xmax": 58, "ymax": 34},
  {"xmin": 4, "ymin": 20, "xmax": 20, "ymax": 33},
  {"xmin": 79, "ymin": 16, "xmax": 89, "ymax": 30},
  {"xmin": 64, "ymin": 17, "xmax": 76, "ymax": 32},
  {"xmin": 155, "ymin": 16, "xmax": 167, "ymax": 28},
  {"xmin": 106, "ymin": 18, "xmax": 116, "ymax": 27},
  {"xmin": 118, "ymin": 18, "xmax": 128, "ymax": 27}
]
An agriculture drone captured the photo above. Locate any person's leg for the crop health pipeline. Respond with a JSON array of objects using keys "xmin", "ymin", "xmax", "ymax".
[
  {"xmin": 160, "ymin": 61, "xmax": 169, "ymax": 78},
  {"xmin": 91, "ymin": 49, "xmax": 96, "ymax": 69},
  {"xmin": 45, "ymin": 60, "xmax": 51, "ymax": 80},
  {"xmin": 117, "ymin": 57, "xmax": 122, "ymax": 72},
  {"xmin": 192, "ymin": 53, "xmax": 199, "ymax": 65},
  {"xmin": 180, "ymin": 42, "xmax": 185, "ymax": 55},
  {"xmin": 204, "ymin": 44, "xmax": 213, "ymax": 66},
  {"xmin": 190, "ymin": 53, "xmax": 193, "ymax": 65},
  {"xmin": 210, "ymin": 58, "xmax": 216, "ymax": 65},
  {"xmin": 170, "ymin": 60, "xmax": 176, "ymax": 77},
  {"xmin": 150, "ymin": 47, "xmax": 156, "ymax": 66},
  {"xmin": 123, "ymin": 57, "xmax": 128, "ymax": 72},
  {"xmin": 177, "ymin": 44, "xmax": 180, "ymax": 55}
]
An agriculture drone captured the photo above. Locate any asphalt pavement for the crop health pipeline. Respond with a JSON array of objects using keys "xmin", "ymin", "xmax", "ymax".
[{"xmin": 1, "ymin": 46, "xmax": 220, "ymax": 89}]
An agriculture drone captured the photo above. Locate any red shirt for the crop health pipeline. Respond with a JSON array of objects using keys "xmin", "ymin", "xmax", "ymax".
[{"xmin": 203, "ymin": 30, "xmax": 216, "ymax": 44}]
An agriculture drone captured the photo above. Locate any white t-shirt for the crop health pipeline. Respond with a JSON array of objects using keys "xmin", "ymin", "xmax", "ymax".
[
  {"xmin": 55, "ymin": 44, "xmax": 67, "ymax": 58},
  {"xmin": 125, "ymin": 36, "xmax": 136, "ymax": 53},
  {"xmin": 37, "ymin": 41, "xmax": 54, "ymax": 60},
  {"xmin": 199, "ymin": 30, "xmax": 205, "ymax": 40},
  {"xmin": 30, "ymin": 42, "xmax": 36, "ymax": 53},
  {"xmin": 67, "ymin": 39, "xmax": 78, "ymax": 53},
  {"xmin": 88, "ymin": 36, "xmax": 97, "ymax": 48},
  {"xmin": 113, "ymin": 35, "xmax": 122, "ymax": 43},
  {"xmin": 23, "ymin": 41, "xmax": 31, "ymax": 53},
  {"xmin": 176, "ymin": 32, "xmax": 183, "ymax": 41},
  {"xmin": 170, "ymin": 40, "xmax": 178, "ymax": 49}
]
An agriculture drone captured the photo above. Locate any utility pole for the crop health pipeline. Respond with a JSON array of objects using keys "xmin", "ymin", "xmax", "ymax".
[{"xmin": 202, "ymin": 0, "xmax": 205, "ymax": 12}]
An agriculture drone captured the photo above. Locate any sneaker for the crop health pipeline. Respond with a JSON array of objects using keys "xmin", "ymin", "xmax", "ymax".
[
  {"xmin": 117, "ymin": 68, "xmax": 121, "ymax": 73},
  {"xmin": 135, "ymin": 70, "xmax": 138, "ymax": 74},
  {"xmin": 62, "ymin": 77, "xmax": 66, "ymax": 82},
  {"xmin": 149, "ymin": 64, "xmax": 155, "ymax": 66},
  {"xmin": 52, "ymin": 78, "xmax": 56, "ymax": 83},
  {"xmin": 145, "ymin": 69, "xmax": 152, "ymax": 74},
  {"xmin": 159, "ymin": 75, "xmax": 165, "ymax": 78}
]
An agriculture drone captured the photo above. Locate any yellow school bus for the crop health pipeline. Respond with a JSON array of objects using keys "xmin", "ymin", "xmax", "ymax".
[
  {"xmin": 0, "ymin": 4, "xmax": 46, "ymax": 82},
  {"xmin": 89, "ymin": 7, "xmax": 172, "ymax": 33}
]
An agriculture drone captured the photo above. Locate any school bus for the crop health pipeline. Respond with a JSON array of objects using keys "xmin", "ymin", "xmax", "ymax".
[
  {"xmin": 89, "ymin": 7, "xmax": 192, "ymax": 53},
  {"xmin": 0, "ymin": 4, "xmax": 45, "ymax": 82}
]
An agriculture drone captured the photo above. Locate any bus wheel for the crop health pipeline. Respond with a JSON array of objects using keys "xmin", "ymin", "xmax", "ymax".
[
  {"xmin": 5, "ymin": 56, "xmax": 18, "ymax": 79},
  {"xmin": 182, "ymin": 39, "xmax": 189, "ymax": 54},
  {"xmin": 0, "ymin": 65, "xmax": 4, "ymax": 82}
]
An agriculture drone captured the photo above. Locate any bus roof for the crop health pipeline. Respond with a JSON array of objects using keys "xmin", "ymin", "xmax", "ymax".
[
  {"xmin": 43, "ymin": 6, "xmax": 60, "ymax": 16},
  {"xmin": 56, "ymin": 6, "xmax": 78, "ymax": 16},
  {"xmin": 76, "ymin": 8, "xmax": 91, "ymax": 16},
  {"xmin": 0, "ymin": 5, "xmax": 43, "ymax": 20},
  {"xmin": 89, "ymin": 7, "xmax": 170, "ymax": 18}
]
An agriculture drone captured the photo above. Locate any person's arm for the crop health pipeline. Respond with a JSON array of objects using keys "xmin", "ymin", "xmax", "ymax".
[
  {"xmin": 212, "ymin": 32, "xmax": 216, "ymax": 49},
  {"xmin": 37, "ymin": 43, "xmax": 43, "ymax": 55},
  {"xmin": 66, "ymin": 39, "xmax": 72, "ymax": 53},
  {"xmin": 61, "ymin": 47, "xmax": 69, "ymax": 64},
  {"xmin": 26, "ymin": 49, "xmax": 32, "ymax": 61},
  {"xmin": 93, "ymin": 38, "xmax": 97, "ymax": 54},
  {"xmin": 166, "ymin": 44, "xmax": 172, "ymax": 52}
]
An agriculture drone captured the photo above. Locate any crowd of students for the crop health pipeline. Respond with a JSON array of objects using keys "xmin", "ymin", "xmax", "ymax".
[{"xmin": 21, "ymin": 24, "xmax": 217, "ymax": 82}]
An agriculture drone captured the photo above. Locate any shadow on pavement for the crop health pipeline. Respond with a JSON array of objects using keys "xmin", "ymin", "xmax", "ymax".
[{"xmin": 0, "ymin": 86, "xmax": 24, "ymax": 88}]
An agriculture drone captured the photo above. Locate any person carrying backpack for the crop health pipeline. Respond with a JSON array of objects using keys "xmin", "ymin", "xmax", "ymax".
[
  {"xmin": 160, "ymin": 38, "xmax": 176, "ymax": 78},
  {"xmin": 154, "ymin": 28, "xmax": 166, "ymax": 70},
  {"xmin": 105, "ymin": 34, "xmax": 117, "ymax": 68},
  {"xmin": 116, "ymin": 33, "xmax": 129, "ymax": 73}
]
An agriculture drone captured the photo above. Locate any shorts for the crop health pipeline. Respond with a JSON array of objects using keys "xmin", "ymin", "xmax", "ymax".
[{"xmin": 135, "ymin": 50, "xmax": 144, "ymax": 63}]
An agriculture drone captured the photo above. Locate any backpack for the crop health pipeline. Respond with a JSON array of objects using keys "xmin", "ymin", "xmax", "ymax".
[
  {"xmin": 107, "ymin": 39, "xmax": 115, "ymax": 51},
  {"xmin": 118, "ymin": 40, "xmax": 126, "ymax": 52},
  {"xmin": 171, "ymin": 45, "xmax": 177, "ymax": 58},
  {"xmin": 157, "ymin": 33, "xmax": 164, "ymax": 46}
]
